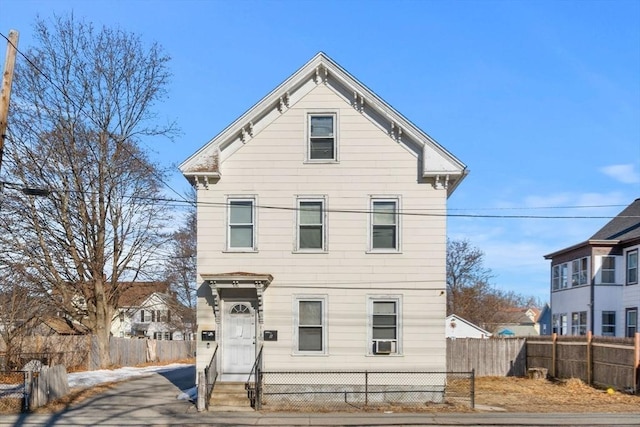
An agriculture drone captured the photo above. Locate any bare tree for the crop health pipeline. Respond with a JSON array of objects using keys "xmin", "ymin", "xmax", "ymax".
[
  {"xmin": 0, "ymin": 15, "xmax": 176, "ymax": 367},
  {"xmin": 164, "ymin": 196, "xmax": 197, "ymax": 336},
  {"xmin": 446, "ymin": 239, "xmax": 531, "ymax": 330},
  {"xmin": 0, "ymin": 266, "xmax": 47, "ymax": 369}
]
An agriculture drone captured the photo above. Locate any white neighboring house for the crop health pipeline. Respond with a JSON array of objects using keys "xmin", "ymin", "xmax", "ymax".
[
  {"xmin": 545, "ymin": 199, "xmax": 640, "ymax": 337},
  {"xmin": 445, "ymin": 314, "xmax": 492, "ymax": 339},
  {"xmin": 180, "ymin": 53, "xmax": 467, "ymax": 385},
  {"xmin": 110, "ymin": 283, "xmax": 192, "ymax": 340}
]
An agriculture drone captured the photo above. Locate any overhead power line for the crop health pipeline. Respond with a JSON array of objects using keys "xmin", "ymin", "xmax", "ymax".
[
  {"xmin": 0, "ymin": 179, "xmax": 634, "ymax": 220},
  {"xmin": 0, "ymin": 31, "xmax": 191, "ymax": 206}
]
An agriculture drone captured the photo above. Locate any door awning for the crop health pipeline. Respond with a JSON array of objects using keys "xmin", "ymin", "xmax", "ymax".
[{"xmin": 202, "ymin": 272, "xmax": 273, "ymax": 324}]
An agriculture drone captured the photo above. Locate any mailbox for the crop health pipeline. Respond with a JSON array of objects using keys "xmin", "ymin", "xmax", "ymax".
[
  {"xmin": 264, "ymin": 330, "xmax": 278, "ymax": 341},
  {"xmin": 201, "ymin": 330, "xmax": 215, "ymax": 341}
]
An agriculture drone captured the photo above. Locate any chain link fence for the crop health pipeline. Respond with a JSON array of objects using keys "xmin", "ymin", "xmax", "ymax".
[
  {"xmin": 256, "ymin": 370, "xmax": 474, "ymax": 411},
  {"xmin": 0, "ymin": 371, "xmax": 28, "ymax": 412}
]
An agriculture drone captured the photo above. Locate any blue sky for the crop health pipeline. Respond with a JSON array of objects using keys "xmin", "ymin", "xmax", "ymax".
[{"xmin": 2, "ymin": 0, "xmax": 639, "ymax": 302}]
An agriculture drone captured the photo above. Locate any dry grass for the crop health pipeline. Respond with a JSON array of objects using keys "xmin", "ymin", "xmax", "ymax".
[{"xmin": 475, "ymin": 376, "xmax": 640, "ymax": 413}]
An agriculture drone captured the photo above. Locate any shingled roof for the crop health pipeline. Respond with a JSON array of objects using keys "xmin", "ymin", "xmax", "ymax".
[{"xmin": 590, "ymin": 198, "xmax": 640, "ymax": 241}]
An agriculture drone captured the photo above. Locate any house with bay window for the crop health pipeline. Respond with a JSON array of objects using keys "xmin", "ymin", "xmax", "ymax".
[
  {"xmin": 179, "ymin": 53, "xmax": 467, "ymax": 397},
  {"xmin": 545, "ymin": 199, "xmax": 640, "ymax": 337}
]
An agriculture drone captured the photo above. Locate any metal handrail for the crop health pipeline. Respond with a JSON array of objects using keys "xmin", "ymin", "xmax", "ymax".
[
  {"xmin": 245, "ymin": 345, "xmax": 263, "ymax": 409},
  {"xmin": 203, "ymin": 344, "xmax": 218, "ymax": 407}
]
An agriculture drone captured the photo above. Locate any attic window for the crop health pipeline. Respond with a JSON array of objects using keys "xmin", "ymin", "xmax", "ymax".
[{"xmin": 308, "ymin": 114, "xmax": 337, "ymax": 161}]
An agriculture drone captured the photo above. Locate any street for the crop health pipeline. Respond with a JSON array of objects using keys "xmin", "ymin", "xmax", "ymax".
[{"xmin": 1, "ymin": 366, "xmax": 639, "ymax": 426}]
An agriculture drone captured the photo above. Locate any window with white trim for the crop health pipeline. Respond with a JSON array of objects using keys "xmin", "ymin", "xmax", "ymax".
[
  {"xmin": 308, "ymin": 114, "xmax": 336, "ymax": 161},
  {"xmin": 294, "ymin": 297, "xmax": 326, "ymax": 354},
  {"xmin": 602, "ymin": 311, "xmax": 616, "ymax": 336},
  {"xmin": 297, "ymin": 198, "xmax": 326, "ymax": 251},
  {"xmin": 627, "ymin": 250, "xmax": 638, "ymax": 285},
  {"xmin": 228, "ymin": 198, "xmax": 256, "ymax": 250},
  {"xmin": 601, "ymin": 256, "xmax": 616, "ymax": 284},
  {"xmin": 368, "ymin": 296, "xmax": 401, "ymax": 355},
  {"xmin": 571, "ymin": 257, "xmax": 588, "ymax": 286},
  {"xmin": 552, "ymin": 313, "xmax": 568, "ymax": 335},
  {"xmin": 571, "ymin": 311, "xmax": 587, "ymax": 335},
  {"xmin": 370, "ymin": 198, "xmax": 399, "ymax": 251},
  {"xmin": 626, "ymin": 308, "xmax": 637, "ymax": 338},
  {"xmin": 552, "ymin": 265, "xmax": 560, "ymax": 291}
]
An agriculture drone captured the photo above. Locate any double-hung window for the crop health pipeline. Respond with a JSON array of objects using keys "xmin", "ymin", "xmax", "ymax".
[
  {"xmin": 559, "ymin": 263, "xmax": 568, "ymax": 289},
  {"xmin": 370, "ymin": 198, "xmax": 400, "ymax": 252},
  {"xmin": 552, "ymin": 265, "xmax": 560, "ymax": 291},
  {"xmin": 571, "ymin": 258, "xmax": 588, "ymax": 286},
  {"xmin": 369, "ymin": 296, "xmax": 401, "ymax": 355},
  {"xmin": 602, "ymin": 311, "xmax": 616, "ymax": 336},
  {"xmin": 601, "ymin": 256, "xmax": 616, "ymax": 284},
  {"xmin": 571, "ymin": 311, "xmax": 587, "ymax": 335},
  {"xmin": 627, "ymin": 250, "xmax": 638, "ymax": 285},
  {"xmin": 294, "ymin": 297, "xmax": 326, "ymax": 354},
  {"xmin": 228, "ymin": 198, "xmax": 256, "ymax": 250},
  {"xmin": 297, "ymin": 198, "xmax": 326, "ymax": 251},
  {"xmin": 553, "ymin": 313, "xmax": 568, "ymax": 335},
  {"xmin": 626, "ymin": 308, "xmax": 638, "ymax": 338},
  {"xmin": 308, "ymin": 114, "xmax": 337, "ymax": 161}
]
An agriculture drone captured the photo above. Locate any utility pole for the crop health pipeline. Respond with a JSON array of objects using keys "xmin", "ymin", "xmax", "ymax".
[{"xmin": 0, "ymin": 30, "xmax": 19, "ymax": 176}]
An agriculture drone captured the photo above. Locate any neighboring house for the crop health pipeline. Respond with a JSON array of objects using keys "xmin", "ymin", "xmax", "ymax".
[
  {"xmin": 545, "ymin": 199, "xmax": 640, "ymax": 337},
  {"xmin": 491, "ymin": 307, "xmax": 539, "ymax": 337},
  {"xmin": 33, "ymin": 316, "xmax": 89, "ymax": 336},
  {"xmin": 110, "ymin": 282, "xmax": 193, "ymax": 340},
  {"xmin": 445, "ymin": 314, "xmax": 491, "ymax": 339},
  {"xmin": 180, "ymin": 53, "xmax": 467, "ymax": 385},
  {"xmin": 537, "ymin": 303, "xmax": 552, "ymax": 336}
]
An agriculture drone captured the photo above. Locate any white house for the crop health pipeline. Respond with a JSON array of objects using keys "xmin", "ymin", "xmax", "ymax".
[
  {"xmin": 110, "ymin": 282, "xmax": 192, "ymax": 340},
  {"xmin": 445, "ymin": 314, "xmax": 491, "ymax": 339},
  {"xmin": 545, "ymin": 199, "xmax": 640, "ymax": 337},
  {"xmin": 180, "ymin": 53, "xmax": 467, "ymax": 393}
]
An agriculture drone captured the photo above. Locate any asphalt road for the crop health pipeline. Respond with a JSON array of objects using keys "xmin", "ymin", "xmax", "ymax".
[{"xmin": 2, "ymin": 366, "xmax": 639, "ymax": 426}]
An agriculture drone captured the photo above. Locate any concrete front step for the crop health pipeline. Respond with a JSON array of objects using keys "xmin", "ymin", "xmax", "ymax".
[{"xmin": 209, "ymin": 381, "xmax": 254, "ymax": 411}]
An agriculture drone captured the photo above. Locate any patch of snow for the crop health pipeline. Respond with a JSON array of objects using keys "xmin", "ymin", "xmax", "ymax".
[{"xmin": 68, "ymin": 363, "xmax": 192, "ymax": 388}]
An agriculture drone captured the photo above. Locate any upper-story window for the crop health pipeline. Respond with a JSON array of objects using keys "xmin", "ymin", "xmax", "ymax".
[
  {"xmin": 572, "ymin": 257, "xmax": 588, "ymax": 286},
  {"xmin": 601, "ymin": 256, "xmax": 616, "ymax": 284},
  {"xmin": 552, "ymin": 263, "xmax": 569, "ymax": 291},
  {"xmin": 369, "ymin": 198, "xmax": 400, "ymax": 252},
  {"xmin": 228, "ymin": 197, "xmax": 256, "ymax": 251},
  {"xmin": 308, "ymin": 114, "xmax": 337, "ymax": 161},
  {"xmin": 296, "ymin": 197, "xmax": 326, "ymax": 252},
  {"xmin": 627, "ymin": 250, "xmax": 638, "ymax": 285}
]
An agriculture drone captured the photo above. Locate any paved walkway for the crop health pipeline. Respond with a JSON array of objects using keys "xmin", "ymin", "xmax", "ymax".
[{"xmin": 1, "ymin": 366, "xmax": 639, "ymax": 426}]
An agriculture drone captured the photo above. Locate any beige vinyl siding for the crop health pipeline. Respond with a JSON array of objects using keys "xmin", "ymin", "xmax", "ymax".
[{"xmin": 196, "ymin": 83, "xmax": 448, "ymax": 371}]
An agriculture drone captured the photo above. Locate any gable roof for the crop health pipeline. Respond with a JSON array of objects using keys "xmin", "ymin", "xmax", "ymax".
[
  {"xmin": 590, "ymin": 198, "xmax": 640, "ymax": 241},
  {"xmin": 117, "ymin": 282, "xmax": 170, "ymax": 307},
  {"xmin": 180, "ymin": 52, "xmax": 467, "ymax": 196},
  {"xmin": 545, "ymin": 198, "xmax": 640, "ymax": 258},
  {"xmin": 446, "ymin": 314, "xmax": 492, "ymax": 337}
]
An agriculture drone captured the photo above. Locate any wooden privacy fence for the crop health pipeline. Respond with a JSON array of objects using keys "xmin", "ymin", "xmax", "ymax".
[
  {"xmin": 527, "ymin": 333, "xmax": 640, "ymax": 392},
  {"xmin": 447, "ymin": 338, "xmax": 527, "ymax": 376},
  {"xmin": 2, "ymin": 336, "xmax": 195, "ymax": 371},
  {"xmin": 28, "ymin": 365, "xmax": 69, "ymax": 410}
]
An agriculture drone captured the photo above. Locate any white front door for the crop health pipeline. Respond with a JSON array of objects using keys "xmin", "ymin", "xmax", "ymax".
[{"xmin": 222, "ymin": 302, "xmax": 256, "ymax": 378}]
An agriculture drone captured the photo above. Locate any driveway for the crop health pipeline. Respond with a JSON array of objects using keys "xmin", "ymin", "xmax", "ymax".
[{"xmin": 1, "ymin": 366, "xmax": 639, "ymax": 426}]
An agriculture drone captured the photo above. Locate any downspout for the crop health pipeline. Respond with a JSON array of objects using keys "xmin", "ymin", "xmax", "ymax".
[{"xmin": 590, "ymin": 258, "xmax": 595, "ymax": 335}]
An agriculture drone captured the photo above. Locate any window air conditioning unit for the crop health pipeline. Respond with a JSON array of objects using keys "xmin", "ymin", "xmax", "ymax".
[{"xmin": 375, "ymin": 340, "xmax": 393, "ymax": 354}]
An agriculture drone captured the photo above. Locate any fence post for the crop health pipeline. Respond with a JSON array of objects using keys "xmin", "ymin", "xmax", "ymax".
[
  {"xmin": 586, "ymin": 331, "xmax": 593, "ymax": 385},
  {"xmin": 470, "ymin": 369, "xmax": 475, "ymax": 409},
  {"xmin": 365, "ymin": 371, "xmax": 368, "ymax": 407},
  {"xmin": 197, "ymin": 371, "xmax": 206, "ymax": 411},
  {"xmin": 635, "ymin": 332, "xmax": 640, "ymax": 392},
  {"xmin": 551, "ymin": 333, "xmax": 557, "ymax": 378}
]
